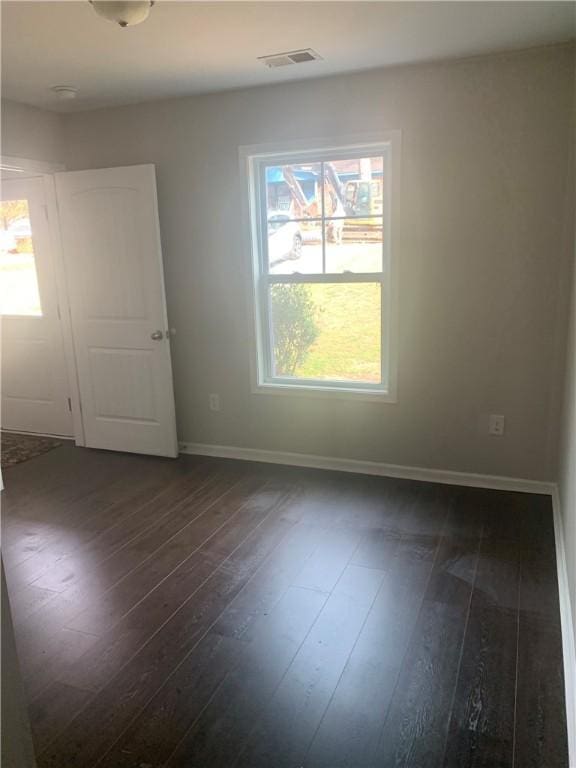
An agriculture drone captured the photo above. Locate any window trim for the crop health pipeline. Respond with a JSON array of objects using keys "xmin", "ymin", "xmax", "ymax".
[{"xmin": 240, "ymin": 132, "xmax": 400, "ymax": 402}]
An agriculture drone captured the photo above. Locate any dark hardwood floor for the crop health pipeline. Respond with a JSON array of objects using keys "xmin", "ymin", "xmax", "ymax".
[{"xmin": 1, "ymin": 443, "xmax": 568, "ymax": 768}]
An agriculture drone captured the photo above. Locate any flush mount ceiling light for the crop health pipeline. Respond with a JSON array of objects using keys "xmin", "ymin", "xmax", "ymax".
[
  {"xmin": 89, "ymin": 1, "xmax": 155, "ymax": 28},
  {"xmin": 50, "ymin": 85, "xmax": 79, "ymax": 100}
]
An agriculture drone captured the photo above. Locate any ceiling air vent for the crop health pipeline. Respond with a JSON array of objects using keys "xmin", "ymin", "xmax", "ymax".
[{"xmin": 258, "ymin": 49, "xmax": 323, "ymax": 69}]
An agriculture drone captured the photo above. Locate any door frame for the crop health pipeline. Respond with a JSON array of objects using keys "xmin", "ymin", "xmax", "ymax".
[{"xmin": 1, "ymin": 154, "xmax": 85, "ymax": 445}]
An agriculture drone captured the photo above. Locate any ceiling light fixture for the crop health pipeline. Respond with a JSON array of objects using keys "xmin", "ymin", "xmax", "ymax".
[
  {"xmin": 51, "ymin": 85, "xmax": 79, "ymax": 101},
  {"xmin": 89, "ymin": 1, "xmax": 155, "ymax": 28}
]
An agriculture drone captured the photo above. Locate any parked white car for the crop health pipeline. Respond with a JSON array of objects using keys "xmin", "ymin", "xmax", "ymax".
[
  {"xmin": 8, "ymin": 217, "xmax": 32, "ymax": 239},
  {"xmin": 267, "ymin": 214, "xmax": 302, "ymax": 265},
  {"xmin": 0, "ymin": 229, "xmax": 17, "ymax": 253}
]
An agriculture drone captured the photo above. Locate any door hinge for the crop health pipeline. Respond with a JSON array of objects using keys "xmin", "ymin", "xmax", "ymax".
[
  {"xmin": 67, "ymin": 397, "xmax": 72, "ymax": 412},
  {"xmin": 57, "ymin": 304, "xmax": 62, "ymax": 320}
]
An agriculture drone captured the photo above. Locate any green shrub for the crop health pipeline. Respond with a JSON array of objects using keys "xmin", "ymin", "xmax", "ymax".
[{"xmin": 270, "ymin": 284, "xmax": 319, "ymax": 376}]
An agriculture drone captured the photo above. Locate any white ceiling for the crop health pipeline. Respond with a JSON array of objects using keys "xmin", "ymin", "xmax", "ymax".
[{"xmin": 1, "ymin": 1, "xmax": 575, "ymax": 113}]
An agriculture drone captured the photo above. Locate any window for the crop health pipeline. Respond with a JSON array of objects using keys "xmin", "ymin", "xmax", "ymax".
[
  {"xmin": 243, "ymin": 135, "xmax": 399, "ymax": 399},
  {"xmin": 0, "ymin": 199, "xmax": 42, "ymax": 316}
]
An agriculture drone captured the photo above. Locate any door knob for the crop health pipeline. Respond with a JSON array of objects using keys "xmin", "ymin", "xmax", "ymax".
[{"xmin": 150, "ymin": 330, "xmax": 164, "ymax": 340}]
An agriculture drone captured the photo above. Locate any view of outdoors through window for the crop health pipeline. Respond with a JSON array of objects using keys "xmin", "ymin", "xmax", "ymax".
[
  {"xmin": 270, "ymin": 283, "xmax": 381, "ymax": 382},
  {"xmin": 0, "ymin": 199, "xmax": 42, "ymax": 315},
  {"xmin": 263, "ymin": 155, "xmax": 385, "ymax": 385}
]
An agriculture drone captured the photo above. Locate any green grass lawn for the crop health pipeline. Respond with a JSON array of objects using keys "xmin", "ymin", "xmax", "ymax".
[{"xmin": 295, "ymin": 283, "xmax": 381, "ymax": 382}]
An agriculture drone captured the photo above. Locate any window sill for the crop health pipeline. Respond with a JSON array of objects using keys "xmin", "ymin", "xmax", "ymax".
[{"xmin": 253, "ymin": 381, "xmax": 397, "ymax": 403}]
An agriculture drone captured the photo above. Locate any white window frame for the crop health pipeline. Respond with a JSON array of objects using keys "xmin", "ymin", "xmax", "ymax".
[{"xmin": 240, "ymin": 132, "xmax": 400, "ymax": 402}]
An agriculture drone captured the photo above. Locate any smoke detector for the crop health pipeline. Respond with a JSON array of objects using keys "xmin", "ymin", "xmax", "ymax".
[
  {"xmin": 258, "ymin": 49, "xmax": 323, "ymax": 69},
  {"xmin": 51, "ymin": 85, "xmax": 79, "ymax": 101}
]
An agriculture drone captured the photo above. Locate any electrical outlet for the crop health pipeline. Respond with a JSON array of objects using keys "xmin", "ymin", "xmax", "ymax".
[
  {"xmin": 488, "ymin": 414, "xmax": 505, "ymax": 436},
  {"xmin": 209, "ymin": 393, "xmax": 220, "ymax": 412}
]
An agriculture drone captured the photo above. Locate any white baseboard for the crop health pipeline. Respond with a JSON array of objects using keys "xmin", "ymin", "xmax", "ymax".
[
  {"xmin": 552, "ymin": 487, "xmax": 576, "ymax": 768},
  {"xmin": 179, "ymin": 441, "xmax": 555, "ymax": 495}
]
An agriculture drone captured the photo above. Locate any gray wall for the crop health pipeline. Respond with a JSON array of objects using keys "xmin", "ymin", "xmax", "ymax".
[
  {"xmin": 60, "ymin": 44, "xmax": 574, "ymax": 480},
  {"xmin": 3, "ymin": 45, "xmax": 575, "ymax": 481},
  {"xmin": 1, "ymin": 99, "xmax": 64, "ymax": 164}
]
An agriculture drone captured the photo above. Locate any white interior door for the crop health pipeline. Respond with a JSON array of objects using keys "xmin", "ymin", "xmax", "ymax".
[
  {"xmin": 55, "ymin": 164, "xmax": 178, "ymax": 458},
  {"xmin": 1, "ymin": 176, "xmax": 73, "ymax": 436}
]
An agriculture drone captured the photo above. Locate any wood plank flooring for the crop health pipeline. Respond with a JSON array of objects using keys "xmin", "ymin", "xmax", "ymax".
[{"xmin": 1, "ymin": 443, "xmax": 568, "ymax": 768}]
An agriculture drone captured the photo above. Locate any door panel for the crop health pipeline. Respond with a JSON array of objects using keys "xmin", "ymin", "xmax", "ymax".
[
  {"xmin": 89, "ymin": 347, "xmax": 157, "ymax": 421},
  {"xmin": 55, "ymin": 165, "xmax": 178, "ymax": 457},
  {"xmin": 1, "ymin": 177, "xmax": 73, "ymax": 436},
  {"xmin": 72, "ymin": 187, "xmax": 148, "ymax": 320}
]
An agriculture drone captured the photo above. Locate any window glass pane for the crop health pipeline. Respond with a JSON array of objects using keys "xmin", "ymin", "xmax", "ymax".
[
  {"xmin": 323, "ymin": 157, "xmax": 384, "ymax": 218},
  {"xmin": 265, "ymin": 163, "xmax": 322, "ymax": 220},
  {"xmin": 325, "ymin": 218, "xmax": 383, "ymax": 273},
  {"xmin": 268, "ymin": 217, "xmax": 322, "ymax": 274},
  {"xmin": 0, "ymin": 199, "xmax": 42, "ymax": 316},
  {"xmin": 269, "ymin": 283, "xmax": 381, "ymax": 383}
]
